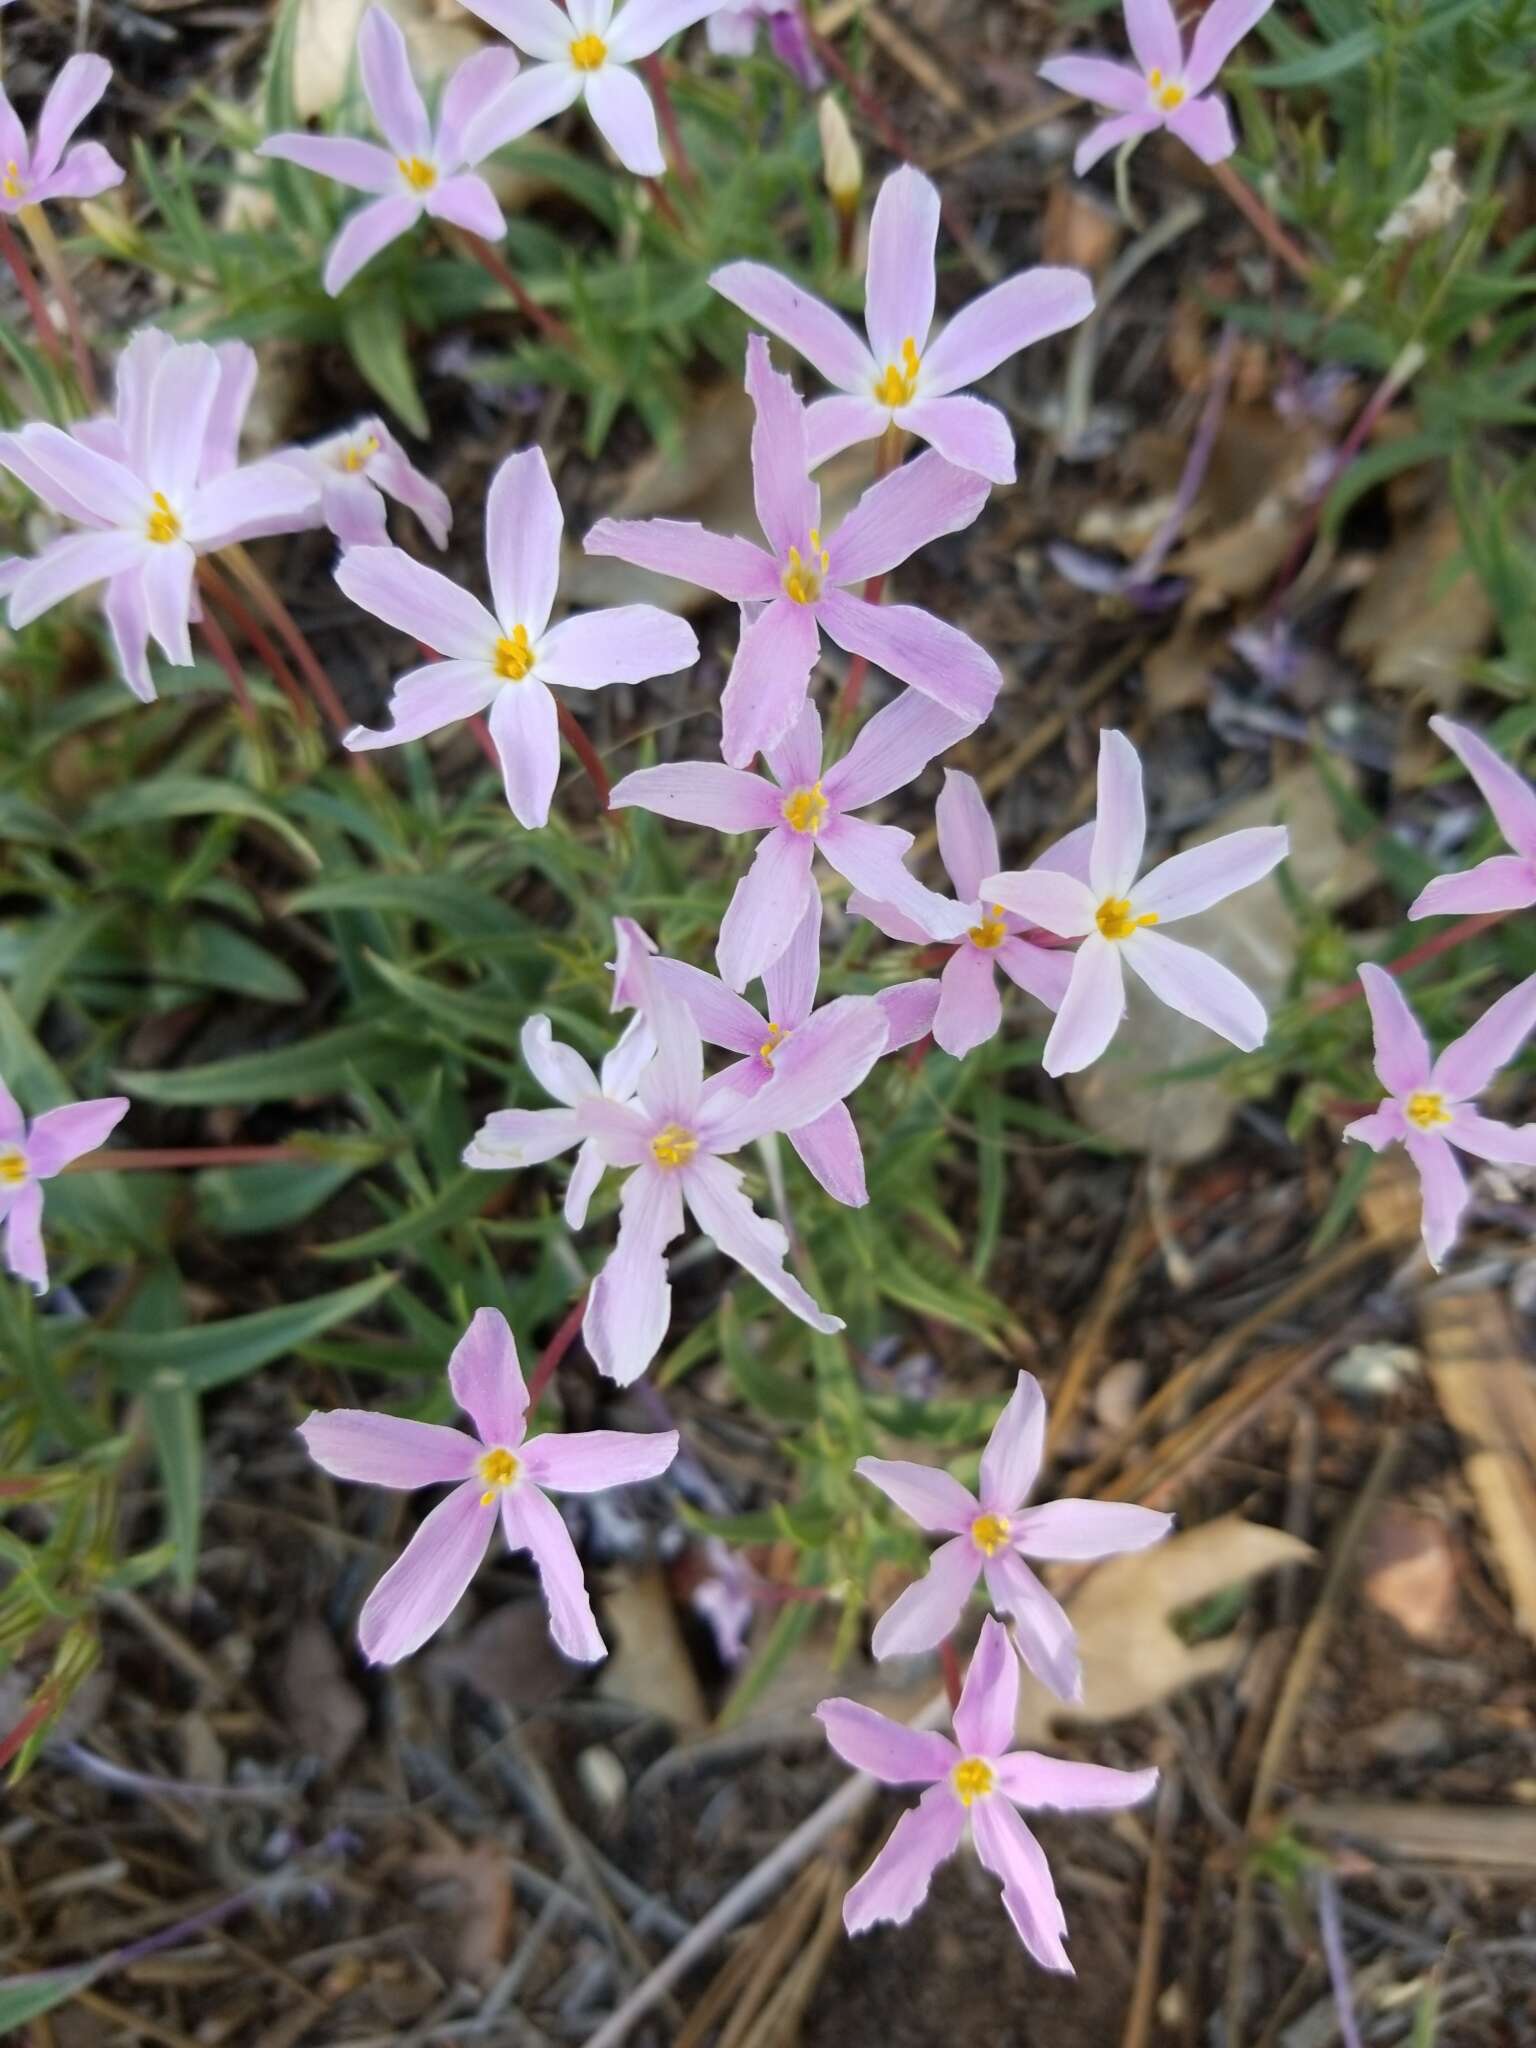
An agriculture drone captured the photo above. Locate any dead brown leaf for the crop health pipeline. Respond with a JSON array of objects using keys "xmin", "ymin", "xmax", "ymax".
[
  {"xmin": 1340, "ymin": 500, "xmax": 1495, "ymax": 705},
  {"xmin": 280, "ymin": 1618, "xmax": 366, "ymax": 1766},
  {"xmin": 1042, "ymin": 183, "xmax": 1121, "ymax": 275},
  {"xmin": 427, "ymin": 1599, "xmax": 582, "ymax": 1710},
  {"xmin": 1359, "ymin": 1505, "xmax": 1462, "ymax": 1647},
  {"xmin": 598, "ymin": 1565, "xmax": 708, "ymax": 1730},
  {"xmin": 409, "ymin": 1841, "xmax": 516, "ymax": 1986}
]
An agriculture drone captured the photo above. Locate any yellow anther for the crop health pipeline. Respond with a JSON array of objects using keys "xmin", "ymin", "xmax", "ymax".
[
  {"xmin": 951, "ymin": 1756, "xmax": 996, "ymax": 1807},
  {"xmin": 1095, "ymin": 897, "xmax": 1158, "ymax": 942},
  {"xmin": 397, "ymin": 155, "xmax": 438, "ymax": 191},
  {"xmin": 343, "ymin": 434, "xmax": 381, "ymax": 473},
  {"xmin": 1405, "ymin": 1091, "xmax": 1452, "ymax": 1130},
  {"xmin": 651, "ymin": 1123, "xmax": 699, "ymax": 1169},
  {"xmin": 494, "ymin": 625, "xmax": 536, "ymax": 680},
  {"xmin": 781, "ymin": 783, "xmax": 829, "ymax": 836},
  {"xmin": 782, "ymin": 536, "xmax": 830, "ymax": 606},
  {"xmin": 0, "ymin": 1146, "xmax": 28, "ymax": 1186},
  {"xmin": 968, "ymin": 907, "xmax": 1008, "ymax": 951},
  {"xmin": 759, "ymin": 1021, "xmax": 788, "ymax": 1064},
  {"xmin": 970, "ymin": 1511, "xmax": 1012, "ymax": 1557},
  {"xmin": 2, "ymin": 161, "xmax": 25, "ymax": 201},
  {"xmin": 145, "ymin": 491, "xmax": 181, "ymax": 545},
  {"xmin": 872, "ymin": 335, "xmax": 921, "ymax": 409},
  {"xmin": 476, "ymin": 1445, "xmax": 519, "ymax": 1504},
  {"xmin": 1147, "ymin": 68, "xmax": 1186, "ymax": 110},
  {"xmin": 569, "ymin": 31, "xmax": 607, "ymax": 68}
]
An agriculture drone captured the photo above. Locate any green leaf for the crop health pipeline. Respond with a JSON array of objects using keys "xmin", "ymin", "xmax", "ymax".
[
  {"xmin": 718, "ymin": 1298, "xmax": 817, "ymax": 1424},
  {"xmin": 285, "ymin": 873, "xmax": 528, "ymax": 938},
  {"xmin": 124, "ymin": 1021, "xmax": 410, "ymax": 1104},
  {"xmin": 342, "ymin": 296, "xmax": 429, "ymax": 438},
  {"xmin": 159, "ymin": 920, "xmax": 306, "ymax": 1005},
  {"xmin": 145, "ymin": 1371, "xmax": 202, "ymax": 1592},
  {"xmin": 198, "ymin": 1159, "xmax": 359, "ymax": 1238},
  {"xmin": 92, "ymin": 1272, "xmax": 398, "ymax": 1391},
  {"xmin": 78, "ymin": 777, "xmax": 319, "ymax": 868},
  {"xmin": 0, "ymin": 1964, "xmax": 100, "ymax": 2028},
  {"xmin": 314, "ymin": 1170, "xmax": 491, "ymax": 1259}
]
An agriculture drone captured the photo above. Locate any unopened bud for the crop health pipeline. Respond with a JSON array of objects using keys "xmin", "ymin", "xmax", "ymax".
[
  {"xmin": 78, "ymin": 195, "xmax": 147, "ymax": 264},
  {"xmin": 818, "ymin": 95, "xmax": 861, "ymax": 215}
]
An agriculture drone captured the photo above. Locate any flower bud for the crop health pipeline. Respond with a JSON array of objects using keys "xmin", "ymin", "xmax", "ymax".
[{"xmin": 818, "ymin": 95, "xmax": 861, "ymax": 215}]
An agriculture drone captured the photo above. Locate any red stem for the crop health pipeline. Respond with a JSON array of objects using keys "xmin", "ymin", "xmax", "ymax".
[
  {"xmin": 526, "ymin": 1289, "xmax": 590, "ymax": 1411},
  {"xmin": 65, "ymin": 1145, "xmax": 311, "ymax": 1173},
  {"xmin": 1207, "ymin": 159, "xmax": 1314, "ymax": 285},
  {"xmin": 0, "ymin": 213, "xmax": 65, "ymax": 371},
  {"xmin": 457, "ymin": 231, "xmax": 577, "ymax": 349},
  {"xmin": 1311, "ymin": 912, "xmax": 1510, "ymax": 1014},
  {"xmin": 642, "ymin": 56, "xmax": 697, "ymax": 195},
  {"xmin": 200, "ymin": 560, "xmax": 315, "ymax": 729},
  {"xmin": 939, "ymin": 1638, "xmax": 963, "ymax": 1711},
  {"xmin": 468, "ymin": 712, "xmax": 501, "ymax": 772},
  {"xmin": 0, "ymin": 1684, "xmax": 60, "ymax": 1772},
  {"xmin": 835, "ymin": 429, "xmax": 903, "ymax": 728},
  {"xmin": 196, "ymin": 607, "xmax": 257, "ymax": 732},
  {"xmin": 557, "ymin": 701, "xmax": 612, "ymax": 812}
]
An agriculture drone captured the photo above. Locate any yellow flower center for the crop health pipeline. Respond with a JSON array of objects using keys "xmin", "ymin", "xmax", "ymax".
[
  {"xmin": 2, "ymin": 160, "xmax": 25, "ymax": 202},
  {"xmin": 494, "ymin": 625, "xmax": 536, "ymax": 681},
  {"xmin": 969, "ymin": 907, "xmax": 1008, "ymax": 951},
  {"xmin": 145, "ymin": 492, "xmax": 182, "ymax": 545},
  {"xmin": 343, "ymin": 434, "xmax": 381, "ymax": 473},
  {"xmin": 759, "ymin": 1021, "xmax": 788, "ymax": 1064},
  {"xmin": 1405, "ymin": 1090, "xmax": 1452, "ymax": 1130},
  {"xmin": 651, "ymin": 1123, "xmax": 698, "ymax": 1169},
  {"xmin": 951, "ymin": 1756, "xmax": 996, "ymax": 1807},
  {"xmin": 1147, "ymin": 67, "xmax": 1186, "ymax": 111},
  {"xmin": 1095, "ymin": 896, "xmax": 1158, "ymax": 942},
  {"xmin": 970, "ymin": 1511, "xmax": 1012, "ymax": 1557},
  {"xmin": 570, "ymin": 31, "xmax": 608, "ymax": 69},
  {"xmin": 397, "ymin": 155, "xmax": 438, "ymax": 191},
  {"xmin": 872, "ymin": 336, "xmax": 921, "ymax": 409},
  {"xmin": 0, "ymin": 1146, "xmax": 28, "ymax": 1186},
  {"xmin": 782, "ymin": 531, "xmax": 829, "ymax": 605},
  {"xmin": 781, "ymin": 783, "xmax": 829, "ymax": 836},
  {"xmin": 476, "ymin": 1445, "xmax": 520, "ymax": 1506}
]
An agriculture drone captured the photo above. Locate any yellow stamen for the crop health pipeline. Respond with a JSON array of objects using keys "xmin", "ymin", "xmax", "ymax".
[
  {"xmin": 651, "ymin": 1123, "xmax": 698, "ymax": 1169},
  {"xmin": 343, "ymin": 434, "xmax": 381, "ymax": 473},
  {"xmin": 0, "ymin": 1146, "xmax": 28, "ymax": 1187},
  {"xmin": 476, "ymin": 1444, "xmax": 519, "ymax": 1505},
  {"xmin": 969, "ymin": 906, "xmax": 1008, "ymax": 951},
  {"xmin": 1095, "ymin": 897, "xmax": 1158, "ymax": 942},
  {"xmin": 970, "ymin": 1511, "xmax": 1011, "ymax": 1557},
  {"xmin": 781, "ymin": 783, "xmax": 829, "ymax": 836},
  {"xmin": 569, "ymin": 31, "xmax": 607, "ymax": 69},
  {"xmin": 1147, "ymin": 67, "xmax": 1186, "ymax": 110},
  {"xmin": 759, "ymin": 1021, "xmax": 788, "ymax": 1064},
  {"xmin": 1405, "ymin": 1091, "xmax": 1452, "ymax": 1130},
  {"xmin": 494, "ymin": 625, "xmax": 536, "ymax": 681},
  {"xmin": 145, "ymin": 491, "xmax": 181, "ymax": 545},
  {"xmin": 951, "ymin": 1756, "xmax": 996, "ymax": 1807},
  {"xmin": 782, "ymin": 530, "xmax": 830, "ymax": 605},
  {"xmin": 397, "ymin": 155, "xmax": 438, "ymax": 191},
  {"xmin": 2, "ymin": 161, "xmax": 25, "ymax": 202},
  {"xmin": 872, "ymin": 336, "xmax": 921, "ymax": 409}
]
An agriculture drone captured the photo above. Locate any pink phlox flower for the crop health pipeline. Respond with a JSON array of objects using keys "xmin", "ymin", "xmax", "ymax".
[
  {"xmin": 338, "ymin": 445, "xmax": 698, "ymax": 827},
  {"xmin": 817, "ymin": 1615, "xmax": 1157, "ymax": 1966},
  {"xmin": 258, "ymin": 6, "xmax": 518, "ymax": 294},
  {"xmin": 611, "ymin": 691, "xmax": 975, "ymax": 993},
  {"xmin": 453, "ymin": 0, "xmax": 730, "ymax": 178},
  {"xmin": 850, "ymin": 769, "xmax": 1095, "ymax": 1058},
  {"xmin": 464, "ymin": 917, "xmax": 888, "ymax": 1383},
  {"xmin": 298, "ymin": 1307, "xmax": 678, "ymax": 1663},
  {"xmin": 1038, "ymin": 0, "xmax": 1274, "ymax": 175},
  {"xmin": 1408, "ymin": 716, "xmax": 1536, "ymax": 922},
  {"xmin": 711, "ymin": 166, "xmax": 1091, "ymax": 484},
  {"xmin": 584, "ymin": 334, "xmax": 999, "ymax": 766},
  {"xmin": 0, "ymin": 329, "xmax": 319, "ymax": 702},
  {"xmin": 980, "ymin": 728, "xmax": 1288, "ymax": 1077},
  {"xmin": 278, "ymin": 415, "xmax": 451, "ymax": 552},
  {"xmin": 857, "ymin": 1369, "xmax": 1172, "ymax": 1699},
  {"xmin": 0, "ymin": 1077, "xmax": 128, "ymax": 1294},
  {"xmin": 0, "ymin": 54, "xmax": 123, "ymax": 216},
  {"xmin": 706, "ymin": 0, "xmax": 822, "ymax": 90},
  {"xmin": 1345, "ymin": 965, "xmax": 1536, "ymax": 1270}
]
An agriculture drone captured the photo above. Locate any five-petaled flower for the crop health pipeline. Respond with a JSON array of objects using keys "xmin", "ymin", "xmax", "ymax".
[
  {"xmin": 259, "ymin": 6, "xmax": 518, "ymax": 294},
  {"xmin": 279, "ymin": 415, "xmax": 451, "ymax": 553},
  {"xmin": 0, "ymin": 53, "xmax": 123, "ymax": 216},
  {"xmin": 1038, "ymin": 0, "xmax": 1275, "ymax": 175},
  {"xmin": 454, "ymin": 0, "xmax": 727, "ymax": 178},
  {"xmin": 338, "ymin": 446, "xmax": 698, "ymax": 828},
  {"xmin": 0, "ymin": 1078, "xmax": 128, "ymax": 1294},
  {"xmin": 298, "ymin": 1307, "xmax": 678, "ymax": 1663},
  {"xmin": 712, "ymin": 166, "xmax": 1092, "ymax": 484},
  {"xmin": 1344, "ymin": 966, "xmax": 1536, "ymax": 1270},
  {"xmin": 463, "ymin": 919, "xmax": 888, "ymax": 1383},
  {"xmin": 851, "ymin": 769, "xmax": 1094, "ymax": 1059},
  {"xmin": 611, "ymin": 692, "xmax": 974, "ymax": 991},
  {"xmin": 1409, "ymin": 716, "xmax": 1536, "ymax": 922},
  {"xmin": 817, "ymin": 1615, "xmax": 1157, "ymax": 1966},
  {"xmin": 980, "ymin": 729, "xmax": 1288, "ymax": 1077},
  {"xmin": 0, "ymin": 329, "xmax": 319, "ymax": 700},
  {"xmin": 585, "ymin": 334, "xmax": 1000, "ymax": 767},
  {"xmin": 858, "ymin": 1370, "xmax": 1171, "ymax": 1699}
]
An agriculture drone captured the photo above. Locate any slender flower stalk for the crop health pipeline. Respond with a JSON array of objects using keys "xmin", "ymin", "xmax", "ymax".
[{"xmin": 19, "ymin": 202, "xmax": 99, "ymax": 403}]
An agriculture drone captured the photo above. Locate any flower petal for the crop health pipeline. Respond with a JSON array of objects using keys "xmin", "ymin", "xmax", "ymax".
[
  {"xmin": 1343, "ymin": 1107, "xmax": 1404, "ymax": 1152},
  {"xmin": 854, "ymin": 1456, "xmax": 978, "ymax": 1534},
  {"xmin": 1037, "ymin": 53, "xmax": 1149, "ymax": 114},
  {"xmin": 764, "ymin": 698, "xmax": 823, "ymax": 790},
  {"xmin": 1041, "ymin": 936, "xmax": 1125, "ymax": 1076},
  {"xmin": 299, "ymin": 1409, "xmax": 480, "ymax": 1488},
  {"xmin": 1088, "ymin": 729, "xmax": 1145, "ymax": 897},
  {"xmin": 1356, "ymin": 963, "xmax": 1433, "ymax": 1096},
  {"xmin": 979, "ymin": 1371, "xmax": 1045, "ymax": 1515},
  {"xmin": 819, "ymin": 818, "xmax": 971, "ymax": 942},
  {"xmin": 762, "ymin": 888, "xmax": 822, "ymax": 1029},
  {"xmin": 1430, "ymin": 715, "xmax": 1536, "ymax": 862},
  {"xmin": 1073, "ymin": 110, "xmax": 1160, "ymax": 175},
  {"xmin": 1123, "ymin": 927, "xmax": 1268, "ymax": 1051},
  {"xmin": 922, "ymin": 268, "xmax": 1094, "ymax": 398},
  {"xmin": 865, "ymin": 166, "xmax": 941, "ymax": 365},
  {"xmin": 584, "ymin": 1165, "xmax": 684, "ymax": 1384},
  {"xmin": 520, "ymin": 1426, "xmax": 679, "ymax": 1492},
  {"xmin": 982, "ymin": 866, "xmax": 1096, "ymax": 937},
  {"xmin": 805, "ymin": 393, "xmax": 889, "ymax": 468},
  {"xmin": 344, "ymin": 659, "xmax": 499, "ymax": 751},
  {"xmin": 1446, "ymin": 1109, "xmax": 1536, "ymax": 1168},
  {"xmin": 324, "ymin": 194, "xmax": 421, "ymax": 295},
  {"xmin": 683, "ymin": 1153, "xmax": 843, "ymax": 1331},
  {"xmin": 995, "ymin": 936, "xmax": 1074, "ymax": 1011},
  {"xmin": 985, "ymin": 1550, "xmax": 1081, "ymax": 1702},
  {"xmin": 996, "ymin": 1752, "xmax": 1159, "ymax": 1813},
  {"xmin": 358, "ymin": 1480, "xmax": 496, "ymax": 1662},
  {"xmin": 523, "ymin": 1014, "xmax": 599, "ymax": 1107},
  {"xmin": 537, "ymin": 604, "xmax": 698, "ymax": 690},
  {"xmin": 827, "ymin": 450, "xmax": 990, "ymax": 588},
  {"xmin": 790, "ymin": 1101, "xmax": 868, "ymax": 1206},
  {"xmin": 141, "ymin": 541, "xmax": 195, "ymax": 668},
  {"xmin": 815, "ymin": 1698, "xmax": 956, "ymax": 1783},
  {"xmin": 181, "ymin": 460, "xmax": 319, "ymax": 550},
  {"xmin": 1133, "ymin": 826, "xmax": 1287, "ymax": 923},
  {"xmin": 871, "ymin": 1535, "xmax": 981, "ymax": 1660},
  {"xmin": 1014, "ymin": 1498, "xmax": 1173, "ymax": 1561},
  {"xmin": 825, "ymin": 686, "xmax": 975, "ymax": 812},
  {"xmin": 935, "ymin": 769, "xmax": 999, "ymax": 900},
  {"xmin": 585, "ymin": 62, "xmax": 664, "ymax": 176},
  {"xmin": 1123, "ymin": 0, "xmax": 1183, "ymax": 76},
  {"xmin": 32, "ymin": 55, "xmax": 113, "ymax": 180},
  {"xmin": 336, "ymin": 544, "xmax": 500, "ymax": 660},
  {"xmin": 894, "ymin": 394, "xmax": 1016, "ymax": 485},
  {"xmin": 720, "ymin": 598, "xmax": 823, "ymax": 769},
  {"xmin": 1433, "ymin": 972, "xmax": 1536, "ymax": 1102},
  {"xmin": 709, "ymin": 261, "xmax": 876, "ymax": 394},
  {"xmin": 970, "ymin": 1800, "xmax": 1072, "ymax": 1972},
  {"xmin": 0, "ymin": 1077, "xmax": 22, "ymax": 1145},
  {"xmin": 583, "ymin": 515, "xmax": 778, "ymax": 603},
  {"xmin": 1186, "ymin": 0, "xmax": 1275, "ymax": 92},
  {"xmin": 1167, "ymin": 93, "xmax": 1236, "ymax": 162},
  {"xmin": 11, "ymin": 422, "xmax": 143, "ymax": 528},
  {"xmin": 717, "ymin": 827, "xmax": 817, "ymax": 991},
  {"xmin": 847, "ymin": 890, "xmax": 942, "ymax": 944},
  {"xmin": 457, "ymin": 59, "xmax": 584, "ymax": 162},
  {"xmin": 4, "ymin": 1181, "xmax": 47, "ymax": 1294},
  {"xmin": 953, "ymin": 1613, "xmax": 1017, "ymax": 1757},
  {"xmin": 257, "ymin": 132, "xmax": 400, "ymax": 193},
  {"xmin": 447, "ymin": 1307, "xmax": 528, "ymax": 1448},
  {"xmin": 103, "ymin": 571, "xmax": 156, "ymax": 704},
  {"xmin": 358, "ymin": 4, "xmax": 431, "ymax": 157},
  {"xmin": 486, "ymin": 446, "xmax": 562, "ymax": 639},
  {"xmin": 842, "ymin": 1783, "xmax": 965, "ymax": 1934},
  {"xmin": 933, "ymin": 946, "xmax": 1002, "ymax": 1058},
  {"xmin": 436, "ymin": 46, "xmax": 525, "ymax": 167},
  {"xmin": 501, "ymin": 1483, "xmax": 606, "ymax": 1660},
  {"xmin": 609, "ymin": 760, "xmax": 781, "ymax": 832},
  {"xmin": 424, "ymin": 171, "xmax": 506, "ymax": 239},
  {"xmin": 463, "ymin": 1106, "xmax": 586, "ymax": 1170},
  {"xmin": 35, "ymin": 140, "xmax": 122, "ymax": 204},
  {"xmin": 817, "ymin": 589, "xmax": 1001, "ymax": 727},
  {"xmin": 1409, "ymin": 855, "xmax": 1536, "ymax": 921},
  {"xmin": 744, "ymin": 332, "xmax": 818, "ymax": 562},
  {"xmin": 458, "ymin": 0, "xmax": 575, "ymax": 61},
  {"xmin": 878, "ymin": 977, "xmax": 942, "ymax": 1051},
  {"xmin": 23, "ymin": 1097, "xmax": 128, "ymax": 1177},
  {"xmin": 1405, "ymin": 1131, "xmax": 1468, "ymax": 1270},
  {"xmin": 706, "ymin": 994, "xmax": 887, "ymax": 1151},
  {"xmin": 488, "ymin": 675, "xmax": 562, "ymax": 828}
]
